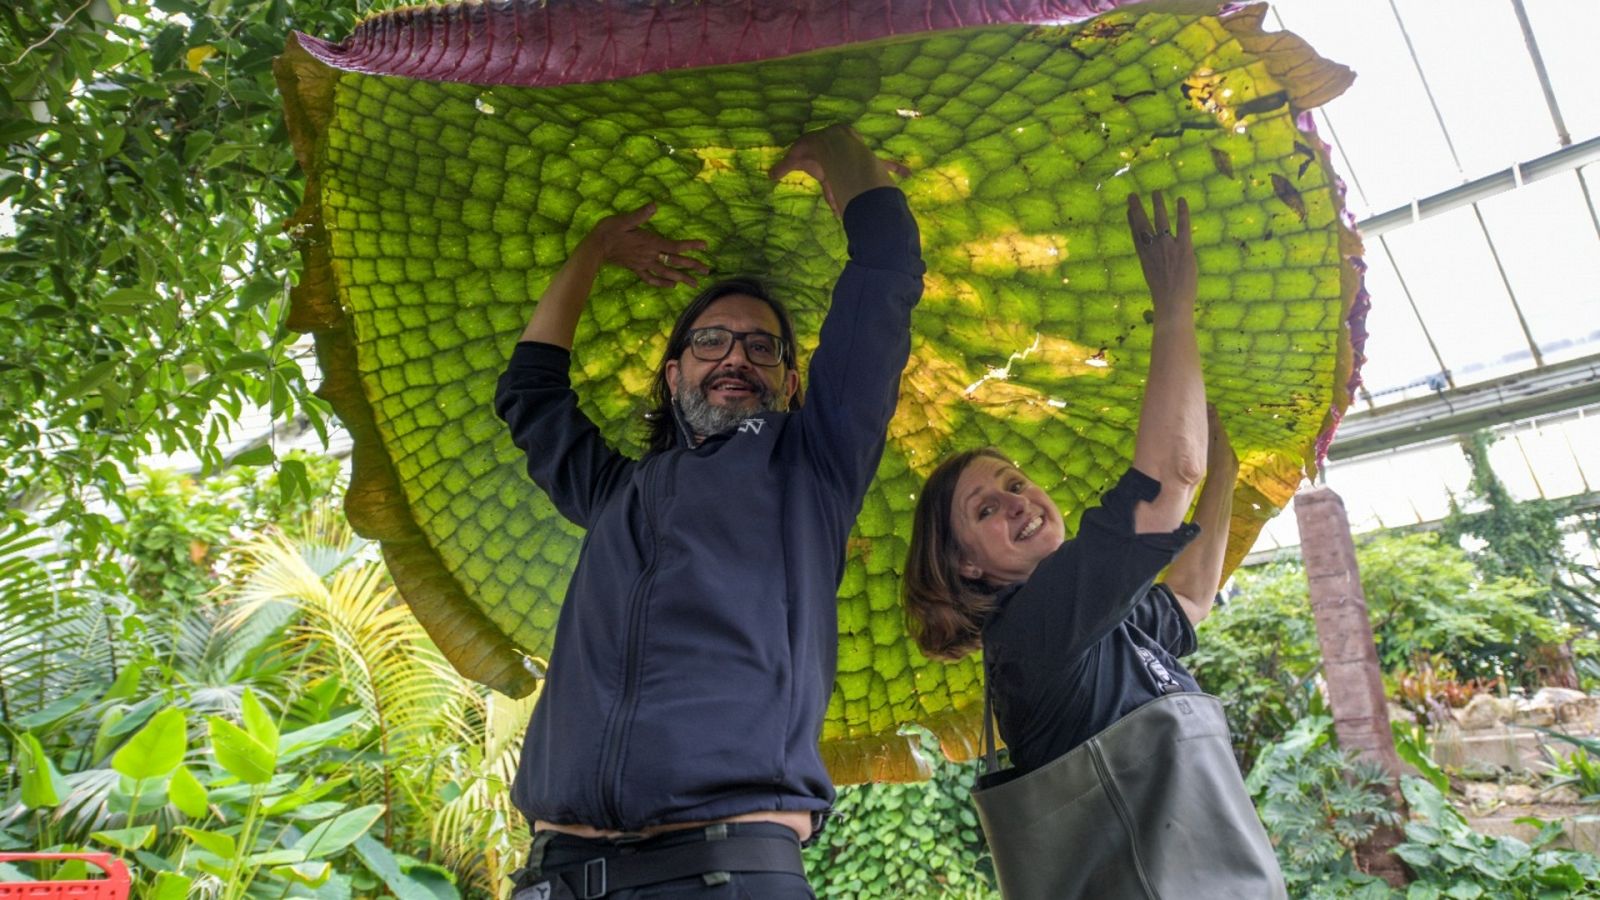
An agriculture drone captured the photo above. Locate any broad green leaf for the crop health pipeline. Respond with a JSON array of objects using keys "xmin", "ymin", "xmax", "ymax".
[
  {"xmin": 195, "ymin": 859, "xmax": 233, "ymax": 879},
  {"xmin": 278, "ymin": 710, "xmax": 364, "ymax": 762},
  {"xmin": 101, "ymin": 287, "xmax": 159, "ymax": 313},
  {"xmin": 102, "ymin": 659, "xmax": 143, "ymax": 700},
  {"xmin": 263, "ymin": 774, "xmax": 351, "ymax": 816},
  {"xmin": 239, "ymin": 688, "xmax": 280, "ymax": 751},
  {"xmin": 223, "ymin": 351, "xmax": 273, "ymax": 372},
  {"xmin": 231, "ymin": 444, "xmax": 276, "ymax": 466},
  {"xmin": 1535, "ymin": 863, "xmax": 1586, "ymax": 890},
  {"xmin": 180, "ymin": 826, "xmax": 237, "ymax": 860},
  {"xmin": 282, "ymin": 801, "xmax": 350, "ymax": 822},
  {"xmin": 280, "ymin": 0, "xmax": 1360, "ymax": 780},
  {"xmin": 208, "ymin": 715, "xmax": 277, "ymax": 784},
  {"xmin": 92, "ymin": 708, "xmax": 128, "ymax": 763},
  {"xmin": 248, "ymin": 849, "xmax": 307, "ymax": 867},
  {"xmin": 149, "ymin": 872, "xmax": 193, "ymax": 900},
  {"xmin": 312, "ymin": 872, "xmax": 354, "ymax": 900},
  {"xmin": 293, "ymin": 804, "xmax": 385, "ymax": 859},
  {"xmin": 279, "ymin": 458, "xmax": 312, "ymax": 507},
  {"xmin": 112, "ymin": 706, "xmax": 188, "ymax": 780},
  {"xmin": 17, "ymin": 733, "xmax": 67, "ymax": 809},
  {"xmin": 15, "ymin": 685, "xmax": 98, "ymax": 730},
  {"xmin": 105, "ymin": 694, "xmax": 167, "ymax": 738},
  {"xmin": 273, "ymin": 861, "xmax": 333, "ymax": 888},
  {"xmin": 353, "ymin": 835, "xmax": 450, "ymax": 900},
  {"xmin": 92, "ymin": 825, "xmax": 156, "ymax": 851},
  {"xmin": 237, "ymin": 278, "xmax": 281, "ymax": 308},
  {"xmin": 170, "ymin": 765, "xmax": 210, "ymax": 818},
  {"xmin": 58, "ymin": 359, "xmax": 121, "ymax": 400}
]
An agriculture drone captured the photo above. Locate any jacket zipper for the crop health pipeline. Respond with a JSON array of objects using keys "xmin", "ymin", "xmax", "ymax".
[
  {"xmin": 1089, "ymin": 740, "xmax": 1160, "ymax": 900},
  {"xmin": 594, "ymin": 452, "xmax": 671, "ymax": 827}
]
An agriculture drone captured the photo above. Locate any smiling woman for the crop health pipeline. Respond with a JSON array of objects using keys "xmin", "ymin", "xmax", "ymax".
[{"xmin": 902, "ymin": 194, "xmax": 1280, "ymax": 899}]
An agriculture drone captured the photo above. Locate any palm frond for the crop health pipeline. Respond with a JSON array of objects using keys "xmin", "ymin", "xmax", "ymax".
[
  {"xmin": 431, "ymin": 688, "xmax": 538, "ymax": 898},
  {"xmin": 0, "ymin": 518, "xmax": 108, "ymax": 738}
]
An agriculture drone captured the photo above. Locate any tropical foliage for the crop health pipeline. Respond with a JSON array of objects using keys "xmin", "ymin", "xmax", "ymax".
[
  {"xmin": 0, "ymin": 466, "xmax": 518, "ymax": 896},
  {"xmin": 804, "ymin": 729, "xmax": 996, "ymax": 899},
  {"xmin": 0, "ymin": 0, "xmax": 366, "ymax": 537},
  {"xmin": 1190, "ymin": 531, "xmax": 1588, "ymax": 766}
]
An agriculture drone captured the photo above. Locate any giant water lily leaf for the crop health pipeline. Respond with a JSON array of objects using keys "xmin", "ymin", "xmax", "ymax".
[{"xmin": 276, "ymin": 0, "xmax": 1362, "ymax": 782}]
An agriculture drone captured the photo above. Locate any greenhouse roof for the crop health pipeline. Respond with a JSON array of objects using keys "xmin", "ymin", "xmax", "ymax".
[{"xmin": 1247, "ymin": 0, "xmax": 1600, "ymax": 559}]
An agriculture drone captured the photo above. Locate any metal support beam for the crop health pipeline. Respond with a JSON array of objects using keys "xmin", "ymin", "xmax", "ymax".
[
  {"xmin": 1358, "ymin": 135, "xmax": 1600, "ymax": 237},
  {"xmin": 1242, "ymin": 489, "xmax": 1600, "ymax": 568},
  {"xmin": 1328, "ymin": 352, "xmax": 1600, "ymax": 461}
]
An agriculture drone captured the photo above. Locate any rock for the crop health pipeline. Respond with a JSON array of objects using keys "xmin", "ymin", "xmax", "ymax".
[
  {"xmin": 1515, "ymin": 695, "xmax": 1558, "ymax": 728},
  {"xmin": 1568, "ymin": 816, "xmax": 1600, "ymax": 855},
  {"xmin": 1532, "ymin": 687, "xmax": 1587, "ymax": 707},
  {"xmin": 1433, "ymin": 727, "xmax": 1540, "ymax": 772},
  {"xmin": 1497, "ymin": 783, "xmax": 1544, "ymax": 805},
  {"xmin": 1459, "ymin": 694, "xmax": 1508, "ymax": 730},
  {"xmin": 1557, "ymin": 697, "xmax": 1600, "ymax": 733}
]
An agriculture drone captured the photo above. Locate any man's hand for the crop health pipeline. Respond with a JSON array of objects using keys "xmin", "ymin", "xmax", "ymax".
[
  {"xmin": 581, "ymin": 203, "xmax": 709, "ymax": 289},
  {"xmin": 1126, "ymin": 191, "xmax": 1197, "ymax": 322},
  {"xmin": 518, "ymin": 204, "xmax": 707, "ymax": 347},
  {"xmin": 769, "ymin": 124, "xmax": 906, "ymax": 217}
]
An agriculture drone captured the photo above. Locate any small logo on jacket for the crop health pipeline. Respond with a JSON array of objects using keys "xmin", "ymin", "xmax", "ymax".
[{"xmin": 738, "ymin": 418, "xmax": 765, "ymax": 435}]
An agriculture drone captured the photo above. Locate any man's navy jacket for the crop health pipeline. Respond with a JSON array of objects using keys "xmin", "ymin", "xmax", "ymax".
[{"xmin": 494, "ymin": 187, "xmax": 924, "ymax": 831}]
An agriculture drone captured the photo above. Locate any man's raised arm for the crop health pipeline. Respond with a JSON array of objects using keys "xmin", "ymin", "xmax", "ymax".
[
  {"xmin": 772, "ymin": 125, "xmax": 925, "ymax": 496},
  {"xmin": 496, "ymin": 209, "xmax": 707, "ymax": 525}
]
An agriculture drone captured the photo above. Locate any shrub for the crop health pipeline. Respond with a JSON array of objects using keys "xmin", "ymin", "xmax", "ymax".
[
  {"xmin": 1246, "ymin": 716, "xmax": 1400, "ymax": 899},
  {"xmin": 1395, "ymin": 776, "xmax": 1600, "ymax": 898},
  {"xmin": 804, "ymin": 729, "xmax": 998, "ymax": 900}
]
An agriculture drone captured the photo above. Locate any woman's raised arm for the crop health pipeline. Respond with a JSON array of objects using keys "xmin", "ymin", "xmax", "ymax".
[{"xmin": 1126, "ymin": 191, "xmax": 1207, "ymax": 534}]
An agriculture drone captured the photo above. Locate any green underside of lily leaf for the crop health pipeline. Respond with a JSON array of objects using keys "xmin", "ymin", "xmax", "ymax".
[{"xmin": 276, "ymin": 3, "xmax": 1358, "ymax": 782}]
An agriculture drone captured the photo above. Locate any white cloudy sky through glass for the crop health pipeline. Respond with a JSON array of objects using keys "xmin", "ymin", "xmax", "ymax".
[{"xmin": 1246, "ymin": 0, "xmax": 1599, "ymax": 556}]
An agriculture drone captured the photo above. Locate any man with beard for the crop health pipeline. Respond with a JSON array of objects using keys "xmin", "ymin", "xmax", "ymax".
[{"xmin": 494, "ymin": 125, "xmax": 923, "ymax": 899}]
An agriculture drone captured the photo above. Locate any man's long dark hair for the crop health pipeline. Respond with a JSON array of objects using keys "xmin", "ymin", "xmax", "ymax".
[{"xmin": 643, "ymin": 276, "xmax": 804, "ymax": 455}]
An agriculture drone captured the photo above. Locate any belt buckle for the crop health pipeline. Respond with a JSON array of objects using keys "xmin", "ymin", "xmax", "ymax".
[{"xmin": 581, "ymin": 857, "xmax": 606, "ymax": 899}]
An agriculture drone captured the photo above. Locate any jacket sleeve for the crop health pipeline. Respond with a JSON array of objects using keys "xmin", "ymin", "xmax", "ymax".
[
  {"xmin": 799, "ymin": 186, "xmax": 925, "ymax": 500},
  {"xmin": 1008, "ymin": 468, "xmax": 1199, "ymax": 661},
  {"xmin": 494, "ymin": 341, "xmax": 635, "ymax": 528},
  {"xmin": 1129, "ymin": 583, "xmax": 1200, "ymax": 658}
]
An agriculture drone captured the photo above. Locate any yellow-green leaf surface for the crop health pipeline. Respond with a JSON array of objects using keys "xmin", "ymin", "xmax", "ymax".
[{"xmin": 276, "ymin": 1, "xmax": 1361, "ymax": 782}]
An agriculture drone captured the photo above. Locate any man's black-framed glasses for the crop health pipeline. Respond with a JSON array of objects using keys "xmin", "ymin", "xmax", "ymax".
[{"xmin": 685, "ymin": 327, "xmax": 786, "ymax": 367}]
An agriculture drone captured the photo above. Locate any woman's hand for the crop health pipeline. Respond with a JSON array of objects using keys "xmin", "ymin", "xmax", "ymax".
[
  {"xmin": 1126, "ymin": 191, "xmax": 1196, "ymax": 322},
  {"xmin": 580, "ymin": 203, "xmax": 709, "ymax": 289}
]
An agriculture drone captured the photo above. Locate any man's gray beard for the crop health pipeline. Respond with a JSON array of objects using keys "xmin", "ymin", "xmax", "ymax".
[{"xmin": 674, "ymin": 369, "xmax": 782, "ymax": 440}]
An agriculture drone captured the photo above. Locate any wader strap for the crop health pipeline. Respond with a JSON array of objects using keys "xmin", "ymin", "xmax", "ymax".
[{"xmin": 981, "ymin": 663, "xmax": 1000, "ymax": 776}]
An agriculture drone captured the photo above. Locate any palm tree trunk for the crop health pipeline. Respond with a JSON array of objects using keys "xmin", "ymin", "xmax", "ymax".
[{"xmin": 1294, "ymin": 485, "xmax": 1409, "ymax": 887}]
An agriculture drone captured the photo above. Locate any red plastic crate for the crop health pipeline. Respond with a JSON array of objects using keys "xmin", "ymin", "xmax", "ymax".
[{"xmin": 0, "ymin": 854, "xmax": 130, "ymax": 899}]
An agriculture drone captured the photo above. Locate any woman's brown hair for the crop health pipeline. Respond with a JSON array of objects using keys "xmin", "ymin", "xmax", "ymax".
[{"xmin": 902, "ymin": 447, "xmax": 1011, "ymax": 661}]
